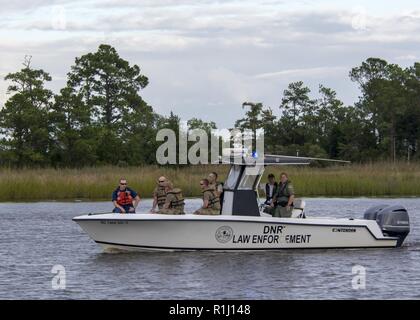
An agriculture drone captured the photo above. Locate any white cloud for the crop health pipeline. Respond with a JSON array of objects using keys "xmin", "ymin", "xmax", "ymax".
[
  {"xmin": 255, "ymin": 66, "xmax": 348, "ymax": 79},
  {"xmin": 1, "ymin": 1, "xmax": 420, "ymax": 126},
  {"xmin": 396, "ymin": 54, "xmax": 419, "ymax": 61}
]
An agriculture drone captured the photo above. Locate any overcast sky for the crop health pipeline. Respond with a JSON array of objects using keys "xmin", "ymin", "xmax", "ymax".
[{"xmin": 1, "ymin": 0, "xmax": 420, "ymax": 127}]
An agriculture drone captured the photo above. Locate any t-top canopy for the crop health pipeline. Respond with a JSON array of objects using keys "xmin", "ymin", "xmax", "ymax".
[{"xmin": 216, "ymin": 154, "xmax": 350, "ymax": 166}]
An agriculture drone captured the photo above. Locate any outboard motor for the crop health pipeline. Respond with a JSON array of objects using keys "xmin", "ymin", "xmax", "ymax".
[
  {"xmin": 363, "ymin": 204, "xmax": 389, "ymax": 221},
  {"xmin": 364, "ymin": 205, "xmax": 410, "ymax": 247},
  {"xmin": 376, "ymin": 205, "xmax": 410, "ymax": 247}
]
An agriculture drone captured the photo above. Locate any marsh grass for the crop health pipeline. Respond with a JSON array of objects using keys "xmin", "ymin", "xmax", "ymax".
[
  {"xmin": 282, "ymin": 162, "xmax": 420, "ymax": 197},
  {"xmin": 0, "ymin": 162, "xmax": 419, "ymax": 201},
  {"xmin": 0, "ymin": 165, "xmax": 228, "ymax": 201}
]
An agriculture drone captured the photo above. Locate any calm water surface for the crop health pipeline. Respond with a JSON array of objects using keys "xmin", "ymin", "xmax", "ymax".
[{"xmin": 0, "ymin": 198, "xmax": 419, "ymax": 299}]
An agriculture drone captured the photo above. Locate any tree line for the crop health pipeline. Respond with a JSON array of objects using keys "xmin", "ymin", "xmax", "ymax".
[
  {"xmin": 237, "ymin": 58, "xmax": 420, "ymax": 162},
  {"xmin": 1, "ymin": 44, "xmax": 419, "ymax": 167}
]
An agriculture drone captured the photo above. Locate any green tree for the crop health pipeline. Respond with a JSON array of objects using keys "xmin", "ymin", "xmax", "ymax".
[
  {"xmin": 187, "ymin": 118, "xmax": 217, "ymax": 133},
  {"xmin": 350, "ymin": 58, "xmax": 410, "ymax": 162},
  {"xmin": 0, "ymin": 57, "xmax": 52, "ymax": 166},
  {"xmin": 279, "ymin": 82, "xmax": 315, "ymax": 146},
  {"xmin": 399, "ymin": 63, "xmax": 420, "ymax": 161},
  {"xmin": 121, "ymin": 95, "xmax": 160, "ymax": 165},
  {"xmin": 316, "ymin": 85, "xmax": 346, "ymax": 157},
  {"xmin": 49, "ymin": 87, "xmax": 97, "ymax": 166},
  {"xmin": 235, "ymin": 102, "xmax": 265, "ymax": 132},
  {"xmin": 335, "ymin": 107, "xmax": 379, "ymax": 162},
  {"xmin": 235, "ymin": 102, "xmax": 276, "ymax": 153},
  {"xmin": 66, "ymin": 44, "xmax": 154, "ymax": 164}
]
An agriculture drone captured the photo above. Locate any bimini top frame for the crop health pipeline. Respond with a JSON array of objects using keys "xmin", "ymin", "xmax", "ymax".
[{"xmin": 218, "ymin": 154, "xmax": 350, "ymax": 166}]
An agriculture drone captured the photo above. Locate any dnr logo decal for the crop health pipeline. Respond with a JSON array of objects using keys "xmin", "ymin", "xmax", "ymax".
[{"xmin": 215, "ymin": 226, "xmax": 234, "ymax": 243}]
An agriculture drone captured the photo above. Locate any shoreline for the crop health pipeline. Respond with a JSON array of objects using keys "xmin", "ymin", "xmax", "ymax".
[
  {"xmin": 1, "ymin": 195, "xmax": 419, "ymax": 204},
  {"xmin": 1, "ymin": 163, "xmax": 420, "ymax": 201}
]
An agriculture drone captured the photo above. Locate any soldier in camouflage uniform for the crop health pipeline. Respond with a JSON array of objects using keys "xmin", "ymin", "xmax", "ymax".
[
  {"xmin": 150, "ymin": 176, "xmax": 167, "ymax": 213},
  {"xmin": 208, "ymin": 172, "xmax": 223, "ymax": 197},
  {"xmin": 208, "ymin": 172, "xmax": 224, "ymax": 209},
  {"xmin": 194, "ymin": 179, "xmax": 221, "ymax": 215},
  {"xmin": 158, "ymin": 181, "xmax": 185, "ymax": 215},
  {"xmin": 271, "ymin": 172, "xmax": 295, "ymax": 218}
]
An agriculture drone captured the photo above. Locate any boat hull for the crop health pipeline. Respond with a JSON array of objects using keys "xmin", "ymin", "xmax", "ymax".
[{"xmin": 73, "ymin": 214, "xmax": 399, "ymax": 252}]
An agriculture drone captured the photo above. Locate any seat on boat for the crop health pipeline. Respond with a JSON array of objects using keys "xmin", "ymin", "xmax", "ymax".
[
  {"xmin": 291, "ymin": 199, "xmax": 306, "ymax": 218},
  {"xmin": 259, "ymin": 198, "xmax": 306, "ymax": 218}
]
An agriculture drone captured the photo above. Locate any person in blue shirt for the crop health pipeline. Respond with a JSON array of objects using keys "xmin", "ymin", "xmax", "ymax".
[{"xmin": 112, "ymin": 178, "xmax": 141, "ymax": 213}]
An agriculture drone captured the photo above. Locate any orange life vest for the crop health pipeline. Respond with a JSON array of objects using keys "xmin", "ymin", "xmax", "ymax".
[{"xmin": 117, "ymin": 190, "xmax": 134, "ymax": 206}]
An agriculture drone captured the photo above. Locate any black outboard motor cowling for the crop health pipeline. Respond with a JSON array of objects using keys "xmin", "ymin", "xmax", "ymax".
[
  {"xmin": 364, "ymin": 205, "xmax": 410, "ymax": 247},
  {"xmin": 363, "ymin": 204, "xmax": 389, "ymax": 221},
  {"xmin": 373, "ymin": 205, "xmax": 410, "ymax": 247}
]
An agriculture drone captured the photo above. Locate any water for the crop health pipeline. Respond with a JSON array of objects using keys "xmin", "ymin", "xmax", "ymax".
[{"xmin": 0, "ymin": 198, "xmax": 419, "ymax": 299}]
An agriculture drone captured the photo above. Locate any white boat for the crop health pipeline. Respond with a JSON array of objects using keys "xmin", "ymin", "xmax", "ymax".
[{"xmin": 73, "ymin": 155, "xmax": 410, "ymax": 252}]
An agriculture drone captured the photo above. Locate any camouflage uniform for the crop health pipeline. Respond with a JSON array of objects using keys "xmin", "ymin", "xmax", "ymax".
[
  {"xmin": 209, "ymin": 181, "xmax": 223, "ymax": 208},
  {"xmin": 273, "ymin": 180, "xmax": 295, "ymax": 218},
  {"xmin": 194, "ymin": 187, "xmax": 221, "ymax": 215},
  {"xmin": 158, "ymin": 188, "xmax": 185, "ymax": 215},
  {"xmin": 209, "ymin": 182, "xmax": 223, "ymax": 195},
  {"xmin": 153, "ymin": 186, "xmax": 167, "ymax": 209}
]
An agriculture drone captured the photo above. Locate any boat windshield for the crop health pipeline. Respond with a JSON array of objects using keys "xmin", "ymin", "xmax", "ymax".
[
  {"xmin": 225, "ymin": 165, "xmax": 242, "ymax": 189},
  {"xmin": 238, "ymin": 166, "xmax": 264, "ymax": 190}
]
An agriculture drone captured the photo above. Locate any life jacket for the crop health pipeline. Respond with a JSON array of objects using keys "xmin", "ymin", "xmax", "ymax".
[
  {"xmin": 210, "ymin": 182, "xmax": 224, "ymax": 192},
  {"xmin": 117, "ymin": 190, "xmax": 134, "ymax": 206},
  {"xmin": 167, "ymin": 188, "xmax": 185, "ymax": 209},
  {"xmin": 155, "ymin": 186, "xmax": 167, "ymax": 207},
  {"xmin": 203, "ymin": 188, "xmax": 221, "ymax": 210},
  {"xmin": 276, "ymin": 181, "xmax": 292, "ymax": 207}
]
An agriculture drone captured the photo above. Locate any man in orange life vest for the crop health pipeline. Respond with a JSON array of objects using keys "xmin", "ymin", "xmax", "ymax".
[{"xmin": 112, "ymin": 178, "xmax": 141, "ymax": 213}]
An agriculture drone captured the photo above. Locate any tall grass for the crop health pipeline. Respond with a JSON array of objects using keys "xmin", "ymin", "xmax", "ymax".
[
  {"xmin": 277, "ymin": 162, "xmax": 420, "ymax": 197},
  {"xmin": 0, "ymin": 165, "xmax": 228, "ymax": 201},
  {"xmin": 0, "ymin": 162, "xmax": 419, "ymax": 201}
]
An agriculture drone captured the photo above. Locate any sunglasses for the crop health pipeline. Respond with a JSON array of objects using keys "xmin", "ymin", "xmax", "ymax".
[
  {"xmin": 120, "ymin": 183, "xmax": 127, "ymax": 185},
  {"xmin": 158, "ymin": 180, "xmax": 165, "ymax": 183}
]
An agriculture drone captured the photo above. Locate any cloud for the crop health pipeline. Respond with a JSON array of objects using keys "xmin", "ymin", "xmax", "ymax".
[
  {"xmin": 395, "ymin": 54, "xmax": 419, "ymax": 61},
  {"xmin": 255, "ymin": 66, "xmax": 348, "ymax": 79},
  {"xmin": 0, "ymin": 0, "xmax": 54, "ymax": 12},
  {"xmin": 1, "ymin": 1, "xmax": 420, "ymax": 127}
]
